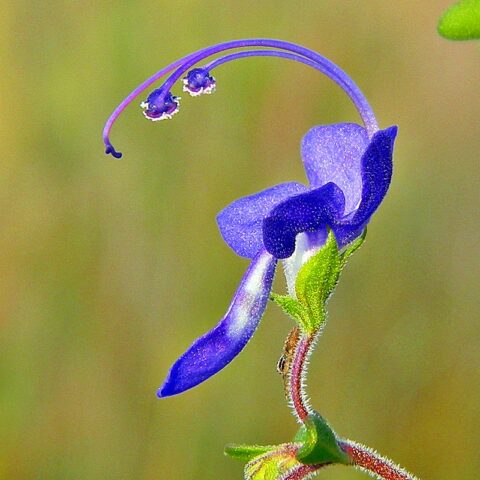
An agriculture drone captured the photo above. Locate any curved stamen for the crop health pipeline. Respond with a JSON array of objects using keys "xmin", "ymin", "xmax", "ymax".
[
  {"xmin": 183, "ymin": 51, "xmax": 328, "ymax": 97},
  {"xmin": 204, "ymin": 49, "xmax": 320, "ymax": 70},
  {"xmin": 160, "ymin": 40, "xmax": 378, "ymax": 135},
  {"xmin": 103, "ymin": 39, "xmax": 378, "ymax": 157}
]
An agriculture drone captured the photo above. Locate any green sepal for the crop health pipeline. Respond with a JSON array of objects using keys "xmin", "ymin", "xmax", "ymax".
[
  {"xmin": 270, "ymin": 293, "xmax": 310, "ymax": 332},
  {"xmin": 294, "ymin": 230, "xmax": 341, "ymax": 332},
  {"xmin": 294, "ymin": 412, "xmax": 350, "ymax": 466},
  {"xmin": 438, "ymin": 0, "xmax": 480, "ymax": 40},
  {"xmin": 241, "ymin": 444, "xmax": 304, "ymax": 480},
  {"xmin": 272, "ymin": 230, "xmax": 366, "ymax": 334},
  {"xmin": 224, "ymin": 443, "xmax": 276, "ymax": 462},
  {"xmin": 339, "ymin": 228, "xmax": 367, "ymax": 268}
]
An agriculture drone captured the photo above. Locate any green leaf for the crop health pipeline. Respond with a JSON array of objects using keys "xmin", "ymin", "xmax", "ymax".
[
  {"xmin": 438, "ymin": 0, "xmax": 480, "ymax": 40},
  {"xmin": 295, "ymin": 412, "xmax": 350, "ymax": 466},
  {"xmin": 224, "ymin": 443, "xmax": 276, "ymax": 462},
  {"xmin": 294, "ymin": 230, "xmax": 341, "ymax": 332},
  {"xmin": 270, "ymin": 293, "xmax": 310, "ymax": 332},
  {"xmin": 339, "ymin": 228, "xmax": 367, "ymax": 268}
]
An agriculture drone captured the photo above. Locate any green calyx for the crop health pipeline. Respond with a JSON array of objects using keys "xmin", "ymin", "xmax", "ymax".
[
  {"xmin": 272, "ymin": 229, "xmax": 366, "ymax": 335},
  {"xmin": 295, "ymin": 230, "xmax": 341, "ymax": 323},
  {"xmin": 294, "ymin": 412, "xmax": 351, "ymax": 466},
  {"xmin": 438, "ymin": 0, "xmax": 480, "ymax": 40}
]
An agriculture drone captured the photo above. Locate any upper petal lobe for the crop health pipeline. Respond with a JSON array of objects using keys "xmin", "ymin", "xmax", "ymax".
[
  {"xmin": 350, "ymin": 126, "xmax": 397, "ymax": 223},
  {"xmin": 333, "ymin": 126, "xmax": 398, "ymax": 246},
  {"xmin": 301, "ymin": 123, "xmax": 369, "ymax": 214}
]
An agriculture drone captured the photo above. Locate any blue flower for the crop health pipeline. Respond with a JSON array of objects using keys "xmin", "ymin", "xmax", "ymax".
[
  {"xmin": 218, "ymin": 124, "xmax": 397, "ymax": 260},
  {"xmin": 160, "ymin": 124, "xmax": 396, "ymax": 397},
  {"xmin": 102, "ymin": 39, "xmax": 397, "ymax": 397}
]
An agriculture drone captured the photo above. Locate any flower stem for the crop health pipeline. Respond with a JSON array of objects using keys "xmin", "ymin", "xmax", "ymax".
[
  {"xmin": 287, "ymin": 330, "xmax": 314, "ymax": 422},
  {"xmin": 284, "ymin": 328, "xmax": 420, "ymax": 480},
  {"xmin": 338, "ymin": 439, "xmax": 419, "ymax": 480}
]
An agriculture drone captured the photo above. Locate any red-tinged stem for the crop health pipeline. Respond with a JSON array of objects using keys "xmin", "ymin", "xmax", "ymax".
[
  {"xmin": 285, "ymin": 330, "xmax": 420, "ymax": 479},
  {"xmin": 281, "ymin": 463, "xmax": 324, "ymax": 480},
  {"xmin": 289, "ymin": 333, "xmax": 314, "ymax": 422},
  {"xmin": 338, "ymin": 439, "xmax": 419, "ymax": 480}
]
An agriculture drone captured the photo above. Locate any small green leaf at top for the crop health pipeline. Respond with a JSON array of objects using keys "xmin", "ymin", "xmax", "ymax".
[
  {"xmin": 270, "ymin": 293, "xmax": 310, "ymax": 332},
  {"xmin": 295, "ymin": 412, "xmax": 351, "ymax": 466},
  {"xmin": 273, "ymin": 230, "xmax": 366, "ymax": 334},
  {"xmin": 225, "ymin": 443, "xmax": 276, "ymax": 462},
  {"xmin": 438, "ymin": 0, "xmax": 480, "ymax": 40},
  {"xmin": 294, "ymin": 230, "xmax": 341, "ymax": 331}
]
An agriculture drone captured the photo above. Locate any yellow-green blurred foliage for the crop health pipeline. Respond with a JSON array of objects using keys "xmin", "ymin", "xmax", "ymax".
[{"xmin": 1, "ymin": 1, "xmax": 479, "ymax": 479}]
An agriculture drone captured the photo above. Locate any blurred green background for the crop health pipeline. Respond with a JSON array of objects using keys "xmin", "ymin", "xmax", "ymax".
[{"xmin": 1, "ymin": 1, "xmax": 479, "ymax": 479}]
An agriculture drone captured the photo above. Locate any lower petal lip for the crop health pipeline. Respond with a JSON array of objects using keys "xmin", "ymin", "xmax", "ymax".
[{"xmin": 158, "ymin": 250, "xmax": 277, "ymax": 397}]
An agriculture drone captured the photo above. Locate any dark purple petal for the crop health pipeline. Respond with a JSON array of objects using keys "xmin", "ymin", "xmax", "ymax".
[
  {"xmin": 301, "ymin": 123, "xmax": 369, "ymax": 214},
  {"xmin": 351, "ymin": 126, "xmax": 398, "ymax": 222},
  {"xmin": 158, "ymin": 250, "xmax": 277, "ymax": 397},
  {"xmin": 333, "ymin": 126, "xmax": 398, "ymax": 246},
  {"xmin": 217, "ymin": 182, "xmax": 308, "ymax": 259},
  {"xmin": 262, "ymin": 183, "xmax": 345, "ymax": 259}
]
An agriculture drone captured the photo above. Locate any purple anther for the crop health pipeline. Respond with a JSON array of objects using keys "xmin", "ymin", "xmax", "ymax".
[
  {"xmin": 182, "ymin": 68, "xmax": 216, "ymax": 96},
  {"xmin": 140, "ymin": 90, "xmax": 180, "ymax": 121}
]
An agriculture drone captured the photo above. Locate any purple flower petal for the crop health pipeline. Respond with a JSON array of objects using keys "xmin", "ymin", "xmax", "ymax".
[
  {"xmin": 217, "ymin": 182, "xmax": 308, "ymax": 258},
  {"xmin": 301, "ymin": 123, "xmax": 369, "ymax": 214},
  {"xmin": 333, "ymin": 126, "xmax": 398, "ymax": 246},
  {"xmin": 351, "ymin": 126, "xmax": 398, "ymax": 222},
  {"xmin": 262, "ymin": 183, "xmax": 345, "ymax": 259},
  {"xmin": 158, "ymin": 250, "xmax": 277, "ymax": 397}
]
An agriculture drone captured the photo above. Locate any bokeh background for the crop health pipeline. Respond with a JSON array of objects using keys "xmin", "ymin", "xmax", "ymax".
[{"xmin": 1, "ymin": 1, "xmax": 479, "ymax": 479}]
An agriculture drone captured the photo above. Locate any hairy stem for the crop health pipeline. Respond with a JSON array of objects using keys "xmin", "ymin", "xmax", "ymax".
[
  {"xmin": 287, "ymin": 331, "xmax": 314, "ymax": 422},
  {"xmin": 283, "ymin": 328, "xmax": 420, "ymax": 480},
  {"xmin": 339, "ymin": 439, "xmax": 419, "ymax": 480}
]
